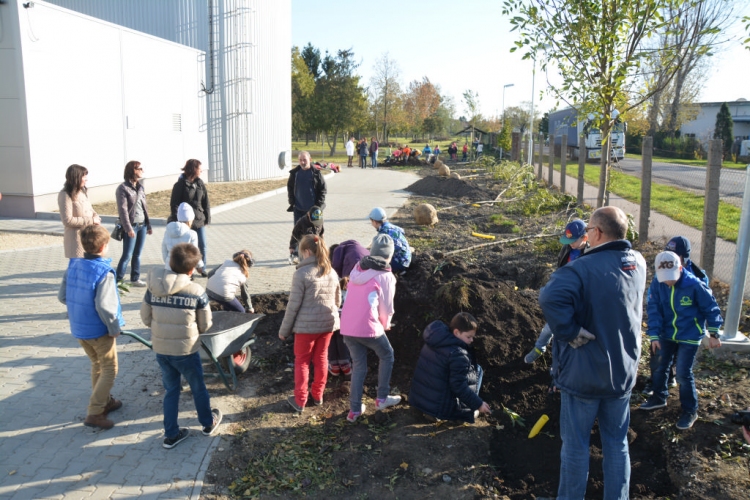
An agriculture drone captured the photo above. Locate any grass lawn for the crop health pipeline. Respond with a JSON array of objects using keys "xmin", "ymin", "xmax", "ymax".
[{"xmin": 625, "ymin": 153, "xmax": 748, "ymax": 170}]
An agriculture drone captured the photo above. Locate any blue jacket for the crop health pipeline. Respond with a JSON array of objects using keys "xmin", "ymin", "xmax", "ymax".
[
  {"xmin": 646, "ymin": 270, "xmax": 722, "ymax": 345},
  {"xmin": 409, "ymin": 321, "xmax": 483, "ymax": 423},
  {"xmin": 539, "ymin": 240, "xmax": 646, "ymax": 398},
  {"xmin": 378, "ymin": 221, "xmax": 411, "ymax": 269},
  {"xmin": 65, "ymin": 257, "xmax": 124, "ymax": 340}
]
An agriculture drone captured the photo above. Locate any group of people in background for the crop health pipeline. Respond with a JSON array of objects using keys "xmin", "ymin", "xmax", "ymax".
[{"xmin": 345, "ymin": 137, "xmax": 379, "ymax": 169}]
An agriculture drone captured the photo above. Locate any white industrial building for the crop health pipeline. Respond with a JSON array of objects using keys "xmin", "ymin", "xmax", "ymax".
[
  {"xmin": 679, "ymin": 100, "xmax": 750, "ymax": 143},
  {"xmin": 0, "ymin": 0, "xmax": 291, "ymax": 217}
]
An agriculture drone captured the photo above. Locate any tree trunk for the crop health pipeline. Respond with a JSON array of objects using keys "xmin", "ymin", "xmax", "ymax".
[
  {"xmin": 327, "ymin": 128, "xmax": 339, "ymax": 155},
  {"xmin": 647, "ymin": 89, "xmax": 663, "ymax": 137},
  {"xmin": 596, "ymin": 120, "xmax": 612, "ymax": 208},
  {"xmin": 665, "ymin": 66, "xmax": 688, "ymax": 136}
]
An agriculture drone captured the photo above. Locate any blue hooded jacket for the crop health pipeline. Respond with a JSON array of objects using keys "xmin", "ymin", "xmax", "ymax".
[
  {"xmin": 66, "ymin": 257, "xmax": 125, "ymax": 339},
  {"xmin": 539, "ymin": 240, "xmax": 647, "ymax": 399},
  {"xmin": 409, "ymin": 321, "xmax": 483, "ymax": 423},
  {"xmin": 378, "ymin": 221, "xmax": 411, "ymax": 269}
]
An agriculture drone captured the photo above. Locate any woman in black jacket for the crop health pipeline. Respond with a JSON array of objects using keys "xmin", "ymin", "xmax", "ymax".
[
  {"xmin": 169, "ymin": 159, "xmax": 210, "ymax": 275},
  {"xmin": 115, "ymin": 160, "xmax": 152, "ymax": 286}
]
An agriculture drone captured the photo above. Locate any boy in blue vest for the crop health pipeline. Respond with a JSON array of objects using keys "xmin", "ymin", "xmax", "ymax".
[
  {"xmin": 640, "ymin": 251, "xmax": 723, "ymax": 430},
  {"xmin": 58, "ymin": 225, "xmax": 125, "ymax": 430}
]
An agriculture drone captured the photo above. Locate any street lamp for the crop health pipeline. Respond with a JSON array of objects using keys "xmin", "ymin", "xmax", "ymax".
[
  {"xmin": 502, "ymin": 83, "xmax": 514, "ymax": 119},
  {"xmin": 527, "ymin": 59, "xmax": 536, "ymax": 165}
]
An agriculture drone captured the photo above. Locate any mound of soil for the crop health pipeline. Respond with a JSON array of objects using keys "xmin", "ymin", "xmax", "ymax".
[{"xmin": 406, "ymin": 175, "xmax": 495, "ymax": 200}]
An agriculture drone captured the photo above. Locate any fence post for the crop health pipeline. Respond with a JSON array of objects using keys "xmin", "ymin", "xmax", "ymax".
[
  {"xmin": 701, "ymin": 140, "xmax": 722, "ymax": 277},
  {"xmin": 639, "ymin": 136, "xmax": 653, "ymax": 243},
  {"xmin": 577, "ymin": 135, "xmax": 585, "ymax": 205},
  {"xmin": 560, "ymin": 133, "xmax": 568, "ymax": 194},
  {"xmin": 511, "ymin": 132, "xmax": 520, "ymax": 162},
  {"xmin": 548, "ymin": 138, "xmax": 554, "ymax": 185},
  {"xmin": 724, "ymin": 166, "xmax": 750, "ymax": 338},
  {"xmin": 537, "ymin": 133, "xmax": 544, "ymax": 180}
]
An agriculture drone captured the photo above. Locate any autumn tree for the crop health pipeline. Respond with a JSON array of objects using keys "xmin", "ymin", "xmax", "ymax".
[
  {"xmin": 714, "ymin": 102, "xmax": 733, "ymax": 159},
  {"xmin": 504, "ymin": 0, "xmax": 704, "ymax": 207},
  {"xmin": 403, "ymin": 78, "xmax": 442, "ymax": 138},
  {"xmin": 370, "ymin": 53, "xmax": 402, "ymax": 142}
]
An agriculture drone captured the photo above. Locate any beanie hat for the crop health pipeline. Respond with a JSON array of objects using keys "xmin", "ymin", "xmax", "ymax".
[
  {"xmin": 665, "ymin": 236, "xmax": 690, "ymax": 260},
  {"xmin": 655, "ymin": 251, "xmax": 682, "ymax": 283},
  {"xmin": 177, "ymin": 202, "xmax": 195, "ymax": 222},
  {"xmin": 559, "ymin": 219, "xmax": 586, "ymax": 244},
  {"xmin": 369, "ymin": 207, "xmax": 387, "ymax": 222},
  {"xmin": 370, "ymin": 234, "xmax": 394, "ymax": 261},
  {"xmin": 308, "ymin": 206, "xmax": 323, "ymax": 227}
]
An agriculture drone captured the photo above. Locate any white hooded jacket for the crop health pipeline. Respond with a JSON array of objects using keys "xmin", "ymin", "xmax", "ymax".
[{"xmin": 162, "ymin": 221, "xmax": 204, "ymax": 271}]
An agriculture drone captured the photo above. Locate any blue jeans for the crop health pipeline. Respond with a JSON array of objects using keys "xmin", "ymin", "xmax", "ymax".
[
  {"xmin": 116, "ymin": 223, "xmax": 147, "ymax": 281},
  {"xmin": 343, "ymin": 334, "xmax": 394, "ymax": 412},
  {"xmin": 156, "ymin": 352, "xmax": 213, "ymax": 438},
  {"xmin": 361, "ymin": 155, "xmax": 368, "ymax": 168},
  {"xmin": 652, "ymin": 339, "xmax": 699, "ymax": 413},
  {"xmin": 371, "ymin": 152, "xmax": 378, "ymax": 168},
  {"xmin": 535, "ymin": 323, "xmax": 554, "ymax": 352},
  {"xmin": 558, "ymin": 391, "xmax": 631, "ymax": 500},
  {"xmin": 194, "ymin": 225, "xmax": 208, "ymax": 267}
]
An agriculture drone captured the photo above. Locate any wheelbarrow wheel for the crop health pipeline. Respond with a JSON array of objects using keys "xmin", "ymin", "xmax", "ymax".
[{"xmin": 222, "ymin": 345, "xmax": 252, "ymax": 374}]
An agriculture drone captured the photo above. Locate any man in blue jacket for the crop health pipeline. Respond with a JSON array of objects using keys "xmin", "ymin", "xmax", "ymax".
[{"xmin": 539, "ymin": 206, "xmax": 647, "ymax": 500}]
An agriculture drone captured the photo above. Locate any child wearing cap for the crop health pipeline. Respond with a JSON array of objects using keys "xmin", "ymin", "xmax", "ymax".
[
  {"xmin": 162, "ymin": 202, "xmax": 205, "ymax": 273},
  {"xmin": 369, "ymin": 207, "xmax": 412, "ymax": 274},
  {"xmin": 206, "ymin": 249, "xmax": 255, "ymax": 313},
  {"xmin": 524, "ymin": 219, "xmax": 589, "ymax": 363},
  {"xmin": 289, "ymin": 206, "xmax": 325, "ymax": 265},
  {"xmin": 640, "ymin": 251, "xmax": 723, "ymax": 430}
]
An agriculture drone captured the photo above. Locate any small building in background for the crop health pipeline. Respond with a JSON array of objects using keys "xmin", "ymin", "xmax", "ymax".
[{"xmin": 679, "ymin": 100, "xmax": 750, "ymax": 145}]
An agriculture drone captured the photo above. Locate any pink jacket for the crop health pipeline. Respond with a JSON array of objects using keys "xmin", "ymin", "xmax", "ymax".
[{"xmin": 340, "ymin": 264, "xmax": 396, "ymax": 338}]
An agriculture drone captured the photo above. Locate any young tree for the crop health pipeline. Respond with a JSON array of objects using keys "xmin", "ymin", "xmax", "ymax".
[
  {"xmin": 538, "ymin": 112, "xmax": 549, "ymax": 136},
  {"xmin": 503, "ymin": 0, "xmax": 704, "ymax": 207},
  {"xmin": 714, "ymin": 102, "xmax": 733, "ymax": 159},
  {"xmin": 462, "ymin": 90, "xmax": 481, "ymax": 142},
  {"xmin": 370, "ymin": 53, "xmax": 402, "ymax": 142},
  {"xmin": 498, "ymin": 118, "xmax": 512, "ymax": 154}
]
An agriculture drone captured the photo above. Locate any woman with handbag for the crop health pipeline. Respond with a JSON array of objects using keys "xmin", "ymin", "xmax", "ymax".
[
  {"xmin": 58, "ymin": 164, "xmax": 101, "ymax": 259},
  {"xmin": 115, "ymin": 161, "xmax": 152, "ymax": 286},
  {"xmin": 168, "ymin": 159, "xmax": 210, "ymax": 276}
]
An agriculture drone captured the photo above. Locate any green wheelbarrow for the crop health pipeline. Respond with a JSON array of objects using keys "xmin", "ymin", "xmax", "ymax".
[{"xmin": 122, "ymin": 311, "xmax": 265, "ymax": 391}]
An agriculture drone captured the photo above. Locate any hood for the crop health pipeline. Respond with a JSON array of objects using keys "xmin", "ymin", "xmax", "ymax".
[
  {"xmin": 147, "ymin": 268, "xmax": 194, "ymax": 297},
  {"xmin": 423, "ymin": 320, "xmax": 466, "ymax": 349},
  {"xmin": 296, "ymin": 255, "xmax": 317, "ymax": 270},
  {"xmin": 349, "ymin": 263, "xmax": 386, "ymax": 285},
  {"xmin": 166, "ymin": 221, "xmax": 191, "ymax": 238}
]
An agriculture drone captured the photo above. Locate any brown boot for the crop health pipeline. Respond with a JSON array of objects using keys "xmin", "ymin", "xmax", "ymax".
[
  {"xmin": 84, "ymin": 413, "xmax": 114, "ymax": 430},
  {"xmin": 104, "ymin": 396, "xmax": 122, "ymax": 415}
]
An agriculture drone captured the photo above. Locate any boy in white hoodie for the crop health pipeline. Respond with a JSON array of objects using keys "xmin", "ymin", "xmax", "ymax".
[{"xmin": 162, "ymin": 202, "xmax": 205, "ymax": 272}]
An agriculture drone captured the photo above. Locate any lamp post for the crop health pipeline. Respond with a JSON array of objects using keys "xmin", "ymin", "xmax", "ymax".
[
  {"xmin": 527, "ymin": 59, "xmax": 536, "ymax": 165},
  {"xmin": 502, "ymin": 83, "xmax": 514, "ymax": 119}
]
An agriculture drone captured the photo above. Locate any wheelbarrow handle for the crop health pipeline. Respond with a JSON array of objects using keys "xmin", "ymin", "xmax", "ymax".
[{"xmin": 121, "ymin": 331, "xmax": 153, "ymax": 349}]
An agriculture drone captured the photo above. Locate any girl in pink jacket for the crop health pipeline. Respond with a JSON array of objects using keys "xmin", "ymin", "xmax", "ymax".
[{"xmin": 340, "ymin": 234, "xmax": 401, "ymax": 422}]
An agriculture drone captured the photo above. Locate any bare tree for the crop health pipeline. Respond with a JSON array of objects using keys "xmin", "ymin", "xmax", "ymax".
[{"xmin": 370, "ymin": 53, "xmax": 402, "ymax": 142}]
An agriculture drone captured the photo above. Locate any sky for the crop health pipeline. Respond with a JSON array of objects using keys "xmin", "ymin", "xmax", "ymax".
[{"xmin": 292, "ymin": 0, "xmax": 750, "ymax": 119}]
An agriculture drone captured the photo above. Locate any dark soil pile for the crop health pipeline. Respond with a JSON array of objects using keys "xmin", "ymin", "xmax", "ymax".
[{"xmin": 406, "ymin": 175, "xmax": 495, "ymax": 200}]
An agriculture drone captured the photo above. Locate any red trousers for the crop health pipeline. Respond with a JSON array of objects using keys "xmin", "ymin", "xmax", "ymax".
[{"xmin": 293, "ymin": 332, "xmax": 333, "ymax": 406}]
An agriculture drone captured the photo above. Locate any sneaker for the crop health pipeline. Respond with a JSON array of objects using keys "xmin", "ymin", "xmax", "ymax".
[
  {"xmin": 668, "ymin": 378, "xmax": 678, "ymax": 388},
  {"xmin": 202, "ymin": 408, "xmax": 223, "ymax": 436},
  {"xmin": 197, "ymin": 268, "xmax": 208, "ymax": 278},
  {"xmin": 84, "ymin": 413, "xmax": 114, "ymax": 430},
  {"xmin": 474, "ymin": 410, "xmax": 480, "ymax": 419},
  {"xmin": 288, "ymin": 254, "xmax": 295, "ymax": 265},
  {"xmin": 524, "ymin": 347, "xmax": 543, "ymax": 364},
  {"xmin": 340, "ymin": 363, "xmax": 352, "ymax": 376},
  {"xmin": 103, "ymin": 396, "xmax": 122, "ymax": 415},
  {"xmin": 163, "ymin": 428, "xmax": 190, "ymax": 449},
  {"xmin": 676, "ymin": 412, "xmax": 698, "ymax": 430},
  {"xmin": 287, "ymin": 395, "xmax": 303, "ymax": 413},
  {"xmin": 639, "ymin": 397, "xmax": 667, "ymax": 411},
  {"xmin": 375, "ymin": 395, "xmax": 402, "ymax": 411},
  {"xmin": 641, "ymin": 383, "xmax": 654, "ymax": 397},
  {"xmin": 130, "ymin": 280, "xmax": 147, "ymax": 287},
  {"xmin": 312, "ymin": 398, "xmax": 323, "ymax": 406},
  {"xmin": 328, "ymin": 364, "xmax": 341, "ymax": 376},
  {"xmin": 347, "ymin": 404, "xmax": 366, "ymax": 423}
]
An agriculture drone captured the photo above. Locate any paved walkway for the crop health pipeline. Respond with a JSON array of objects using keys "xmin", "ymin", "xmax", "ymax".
[{"xmin": 0, "ymin": 168, "xmax": 418, "ymax": 499}]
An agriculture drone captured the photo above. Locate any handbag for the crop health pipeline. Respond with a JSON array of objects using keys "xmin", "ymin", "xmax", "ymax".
[{"xmin": 111, "ymin": 219, "xmax": 124, "ymax": 241}]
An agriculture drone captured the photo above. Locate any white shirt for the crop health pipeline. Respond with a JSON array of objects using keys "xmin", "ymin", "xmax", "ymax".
[{"xmin": 345, "ymin": 140, "xmax": 355, "ymax": 156}]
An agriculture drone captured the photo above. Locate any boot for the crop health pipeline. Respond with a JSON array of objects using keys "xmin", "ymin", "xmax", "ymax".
[
  {"xmin": 104, "ymin": 396, "xmax": 122, "ymax": 415},
  {"xmin": 84, "ymin": 413, "xmax": 114, "ymax": 430}
]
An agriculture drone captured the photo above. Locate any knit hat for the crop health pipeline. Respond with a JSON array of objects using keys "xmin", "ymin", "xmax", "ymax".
[
  {"xmin": 177, "ymin": 202, "xmax": 195, "ymax": 222},
  {"xmin": 655, "ymin": 251, "xmax": 682, "ymax": 282},
  {"xmin": 370, "ymin": 234, "xmax": 394, "ymax": 261},
  {"xmin": 308, "ymin": 206, "xmax": 323, "ymax": 227},
  {"xmin": 369, "ymin": 207, "xmax": 387, "ymax": 222},
  {"xmin": 665, "ymin": 236, "xmax": 691, "ymax": 260},
  {"xmin": 559, "ymin": 219, "xmax": 586, "ymax": 244}
]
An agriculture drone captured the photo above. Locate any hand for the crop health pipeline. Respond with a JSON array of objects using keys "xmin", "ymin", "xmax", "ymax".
[
  {"xmin": 248, "ymin": 308, "xmax": 255, "ymax": 314},
  {"xmin": 568, "ymin": 327, "xmax": 595, "ymax": 348},
  {"xmin": 128, "ymin": 230, "xmax": 135, "ymax": 238},
  {"xmin": 93, "ymin": 215, "xmax": 102, "ymax": 225},
  {"xmin": 110, "ymin": 332, "xmax": 121, "ymax": 338},
  {"xmin": 478, "ymin": 402, "xmax": 491, "ymax": 414},
  {"xmin": 147, "ymin": 228, "xmax": 153, "ymax": 235},
  {"xmin": 278, "ymin": 333, "xmax": 286, "ymax": 342},
  {"xmin": 708, "ymin": 336, "xmax": 722, "ymax": 349},
  {"xmin": 743, "ymin": 425, "xmax": 750, "ymax": 446},
  {"xmin": 651, "ymin": 340, "xmax": 661, "ymax": 353}
]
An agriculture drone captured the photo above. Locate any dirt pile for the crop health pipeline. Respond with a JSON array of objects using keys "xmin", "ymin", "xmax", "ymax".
[{"xmin": 406, "ymin": 175, "xmax": 495, "ymax": 200}]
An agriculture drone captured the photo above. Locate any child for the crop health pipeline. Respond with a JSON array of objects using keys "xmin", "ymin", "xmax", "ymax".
[
  {"xmin": 340, "ymin": 234, "xmax": 400, "ymax": 422},
  {"xmin": 141, "ymin": 242, "xmax": 222, "ymax": 448},
  {"xmin": 639, "ymin": 251, "xmax": 723, "ymax": 430},
  {"xmin": 462, "ymin": 143, "xmax": 468, "ymax": 162},
  {"xmin": 162, "ymin": 202, "xmax": 204, "ymax": 273},
  {"xmin": 206, "ymin": 250, "xmax": 255, "ymax": 313},
  {"xmin": 289, "ymin": 206, "xmax": 324, "ymax": 265},
  {"xmin": 433, "ymin": 144, "xmax": 441, "ymax": 159},
  {"xmin": 369, "ymin": 207, "xmax": 411, "ymax": 274},
  {"xmin": 58, "ymin": 225, "xmax": 125, "ymax": 430},
  {"xmin": 278, "ymin": 235, "xmax": 341, "ymax": 412},
  {"xmin": 409, "ymin": 312, "xmax": 491, "ymax": 423},
  {"xmin": 422, "ymin": 143, "xmax": 432, "ymax": 162},
  {"xmin": 524, "ymin": 219, "xmax": 589, "ymax": 363}
]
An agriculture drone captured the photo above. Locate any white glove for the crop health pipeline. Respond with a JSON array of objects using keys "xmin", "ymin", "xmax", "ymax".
[{"xmin": 568, "ymin": 327, "xmax": 595, "ymax": 348}]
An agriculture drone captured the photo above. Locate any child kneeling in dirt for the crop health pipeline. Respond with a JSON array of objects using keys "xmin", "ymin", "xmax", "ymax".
[
  {"xmin": 409, "ymin": 312, "xmax": 491, "ymax": 423},
  {"xmin": 289, "ymin": 206, "xmax": 324, "ymax": 265},
  {"xmin": 524, "ymin": 219, "xmax": 589, "ymax": 363},
  {"xmin": 206, "ymin": 249, "xmax": 255, "ymax": 313}
]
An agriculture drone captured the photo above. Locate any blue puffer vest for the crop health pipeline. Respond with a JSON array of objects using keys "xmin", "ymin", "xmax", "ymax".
[{"xmin": 66, "ymin": 257, "xmax": 124, "ymax": 339}]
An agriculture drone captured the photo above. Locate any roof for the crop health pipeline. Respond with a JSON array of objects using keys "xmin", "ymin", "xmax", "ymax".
[{"xmin": 454, "ymin": 125, "xmax": 490, "ymax": 136}]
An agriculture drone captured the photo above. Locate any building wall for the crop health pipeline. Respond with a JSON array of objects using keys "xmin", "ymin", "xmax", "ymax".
[
  {"xmin": 680, "ymin": 101, "xmax": 750, "ymax": 142},
  {"xmin": 47, "ymin": 0, "xmax": 293, "ymax": 183},
  {"xmin": 0, "ymin": 0, "xmax": 207, "ymax": 217}
]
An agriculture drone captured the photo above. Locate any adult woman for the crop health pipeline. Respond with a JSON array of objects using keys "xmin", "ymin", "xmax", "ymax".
[
  {"xmin": 169, "ymin": 159, "xmax": 210, "ymax": 275},
  {"xmin": 115, "ymin": 161, "xmax": 152, "ymax": 286},
  {"xmin": 58, "ymin": 164, "xmax": 101, "ymax": 258}
]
